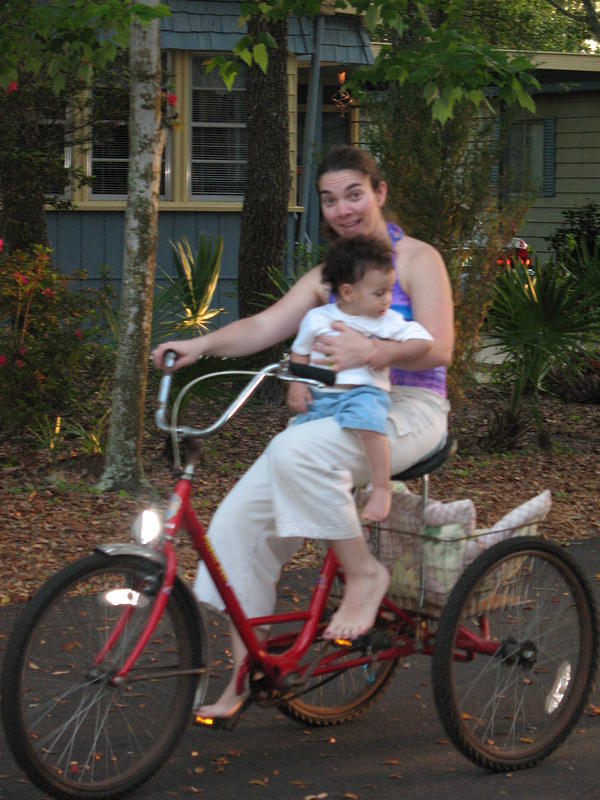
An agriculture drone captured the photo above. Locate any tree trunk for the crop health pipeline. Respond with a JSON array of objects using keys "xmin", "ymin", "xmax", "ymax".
[
  {"xmin": 237, "ymin": 16, "xmax": 290, "ymax": 325},
  {"xmin": 0, "ymin": 82, "xmax": 50, "ymax": 251},
  {"xmin": 98, "ymin": 0, "xmax": 164, "ymax": 493}
]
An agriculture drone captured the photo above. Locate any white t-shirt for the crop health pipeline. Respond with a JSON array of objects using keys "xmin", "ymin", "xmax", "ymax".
[{"xmin": 291, "ymin": 303, "xmax": 432, "ymax": 391}]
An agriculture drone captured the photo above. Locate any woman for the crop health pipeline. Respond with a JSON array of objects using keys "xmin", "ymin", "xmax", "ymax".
[{"xmin": 152, "ymin": 145, "xmax": 454, "ymax": 720}]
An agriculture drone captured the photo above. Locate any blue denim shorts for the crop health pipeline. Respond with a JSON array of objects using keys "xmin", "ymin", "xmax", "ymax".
[{"xmin": 293, "ymin": 385, "xmax": 391, "ymax": 434}]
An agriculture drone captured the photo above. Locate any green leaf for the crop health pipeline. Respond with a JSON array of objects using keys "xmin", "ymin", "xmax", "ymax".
[
  {"xmin": 423, "ymin": 81, "xmax": 439, "ymax": 105},
  {"xmin": 252, "ymin": 42, "xmax": 268, "ymax": 74},
  {"xmin": 257, "ymin": 31, "xmax": 278, "ymax": 49},
  {"xmin": 364, "ymin": 4, "xmax": 379, "ymax": 33},
  {"xmin": 219, "ymin": 60, "xmax": 239, "ymax": 91}
]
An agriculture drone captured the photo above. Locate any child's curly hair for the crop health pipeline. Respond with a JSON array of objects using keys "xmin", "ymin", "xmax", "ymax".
[{"xmin": 321, "ymin": 235, "xmax": 394, "ymax": 293}]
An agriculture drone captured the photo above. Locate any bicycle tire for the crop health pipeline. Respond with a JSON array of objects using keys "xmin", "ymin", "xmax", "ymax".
[
  {"xmin": 278, "ymin": 641, "xmax": 399, "ymax": 726},
  {"xmin": 1, "ymin": 552, "xmax": 207, "ymax": 800},
  {"xmin": 432, "ymin": 537, "xmax": 598, "ymax": 771}
]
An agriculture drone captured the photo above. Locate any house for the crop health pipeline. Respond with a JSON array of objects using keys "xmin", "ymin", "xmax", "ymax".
[
  {"xmin": 46, "ymin": 4, "xmax": 600, "ymax": 314},
  {"xmin": 46, "ymin": 0, "xmax": 373, "ymax": 320},
  {"xmin": 501, "ymin": 51, "xmax": 600, "ymax": 264}
]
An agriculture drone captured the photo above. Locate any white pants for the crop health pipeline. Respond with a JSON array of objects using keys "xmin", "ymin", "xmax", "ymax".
[{"xmin": 194, "ymin": 387, "xmax": 450, "ymax": 618}]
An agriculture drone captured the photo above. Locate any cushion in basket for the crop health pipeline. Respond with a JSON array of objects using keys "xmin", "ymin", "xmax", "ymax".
[
  {"xmin": 464, "ymin": 489, "xmax": 552, "ymax": 562},
  {"xmin": 421, "ymin": 499, "xmax": 476, "ymax": 601},
  {"xmin": 385, "ymin": 498, "xmax": 477, "ymax": 604}
]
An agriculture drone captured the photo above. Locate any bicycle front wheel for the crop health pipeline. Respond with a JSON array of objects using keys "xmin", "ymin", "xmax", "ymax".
[
  {"xmin": 1, "ymin": 552, "xmax": 206, "ymax": 800},
  {"xmin": 432, "ymin": 537, "xmax": 598, "ymax": 771}
]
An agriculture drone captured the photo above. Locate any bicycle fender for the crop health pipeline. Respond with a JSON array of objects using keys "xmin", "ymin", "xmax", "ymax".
[
  {"xmin": 94, "ymin": 543, "xmax": 205, "ymax": 634},
  {"xmin": 94, "ymin": 543, "xmax": 207, "ymax": 656},
  {"xmin": 95, "ymin": 542, "xmax": 166, "ymax": 566}
]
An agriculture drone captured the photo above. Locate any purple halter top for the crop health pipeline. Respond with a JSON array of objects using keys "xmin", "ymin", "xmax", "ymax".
[{"xmin": 386, "ymin": 222, "xmax": 446, "ymax": 397}]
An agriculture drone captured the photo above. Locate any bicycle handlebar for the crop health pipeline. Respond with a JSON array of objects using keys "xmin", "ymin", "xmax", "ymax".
[
  {"xmin": 155, "ymin": 351, "xmax": 335, "ymax": 442},
  {"xmin": 287, "ymin": 361, "xmax": 336, "ymax": 386}
]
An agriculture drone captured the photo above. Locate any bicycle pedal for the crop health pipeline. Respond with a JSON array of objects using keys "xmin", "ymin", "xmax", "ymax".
[
  {"xmin": 193, "ymin": 694, "xmax": 252, "ymax": 731},
  {"xmin": 333, "ymin": 630, "xmax": 392, "ymax": 652}
]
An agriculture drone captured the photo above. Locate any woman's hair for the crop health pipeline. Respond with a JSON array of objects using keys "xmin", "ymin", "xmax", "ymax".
[
  {"xmin": 315, "ymin": 144, "xmax": 384, "ymax": 191},
  {"xmin": 321, "ymin": 234, "xmax": 393, "ymax": 293}
]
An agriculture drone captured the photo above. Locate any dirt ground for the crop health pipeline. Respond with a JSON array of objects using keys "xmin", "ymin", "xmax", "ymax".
[{"xmin": 1, "ymin": 384, "xmax": 599, "ymax": 605}]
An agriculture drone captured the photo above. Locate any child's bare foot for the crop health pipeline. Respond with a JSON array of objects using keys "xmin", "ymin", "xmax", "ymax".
[
  {"xmin": 361, "ymin": 486, "xmax": 392, "ymax": 522},
  {"xmin": 323, "ymin": 560, "xmax": 390, "ymax": 640}
]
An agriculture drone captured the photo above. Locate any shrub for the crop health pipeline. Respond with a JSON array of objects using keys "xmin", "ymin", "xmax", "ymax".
[
  {"xmin": 546, "ymin": 203, "xmax": 600, "ymax": 270},
  {"xmin": 0, "ymin": 246, "xmax": 111, "ymax": 433},
  {"xmin": 483, "ymin": 258, "xmax": 600, "ymax": 449}
]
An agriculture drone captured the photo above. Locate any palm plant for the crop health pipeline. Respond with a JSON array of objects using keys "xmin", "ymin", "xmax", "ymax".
[
  {"xmin": 484, "ymin": 258, "xmax": 600, "ymax": 449},
  {"xmin": 155, "ymin": 234, "xmax": 224, "ymax": 336}
]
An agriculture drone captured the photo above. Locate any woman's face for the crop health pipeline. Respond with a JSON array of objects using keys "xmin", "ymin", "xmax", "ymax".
[{"xmin": 318, "ymin": 169, "xmax": 387, "ymax": 239}]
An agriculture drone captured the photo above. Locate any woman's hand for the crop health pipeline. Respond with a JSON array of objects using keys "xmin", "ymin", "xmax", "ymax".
[
  {"xmin": 287, "ymin": 381, "xmax": 313, "ymax": 414},
  {"xmin": 312, "ymin": 321, "xmax": 375, "ymax": 372},
  {"xmin": 151, "ymin": 340, "xmax": 202, "ymax": 371}
]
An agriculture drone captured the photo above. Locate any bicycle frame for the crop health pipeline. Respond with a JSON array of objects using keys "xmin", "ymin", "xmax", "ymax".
[
  {"xmin": 101, "ymin": 357, "xmax": 493, "ymax": 699},
  {"xmin": 102, "ymin": 484, "xmax": 446, "ymax": 707}
]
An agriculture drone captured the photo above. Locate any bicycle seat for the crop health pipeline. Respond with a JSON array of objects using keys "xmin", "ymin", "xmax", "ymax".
[{"xmin": 391, "ymin": 436, "xmax": 457, "ymax": 482}]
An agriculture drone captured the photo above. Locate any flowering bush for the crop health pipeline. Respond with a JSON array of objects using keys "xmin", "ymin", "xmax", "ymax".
[{"xmin": 0, "ymin": 246, "xmax": 111, "ymax": 433}]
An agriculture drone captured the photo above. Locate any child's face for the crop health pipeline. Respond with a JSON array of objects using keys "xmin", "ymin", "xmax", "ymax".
[{"xmin": 339, "ymin": 268, "xmax": 395, "ymax": 318}]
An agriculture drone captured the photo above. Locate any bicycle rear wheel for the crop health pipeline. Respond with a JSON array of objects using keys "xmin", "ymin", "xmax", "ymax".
[
  {"xmin": 1, "ymin": 552, "xmax": 206, "ymax": 800},
  {"xmin": 432, "ymin": 537, "xmax": 598, "ymax": 771}
]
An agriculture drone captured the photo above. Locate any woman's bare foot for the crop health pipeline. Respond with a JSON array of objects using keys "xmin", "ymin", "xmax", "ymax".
[
  {"xmin": 195, "ymin": 623, "xmax": 251, "ymax": 722},
  {"xmin": 323, "ymin": 559, "xmax": 390, "ymax": 640},
  {"xmin": 194, "ymin": 677, "xmax": 248, "ymax": 723},
  {"xmin": 361, "ymin": 486, "xmax": 392, "ymax": 522}
]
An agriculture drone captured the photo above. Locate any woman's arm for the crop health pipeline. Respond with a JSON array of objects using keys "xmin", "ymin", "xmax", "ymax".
[
  {"xmin": 152, "ymin": 266, "xmax": 326, "ymax": 370},
  {"xmin": 370, "ymin": 246, "xmax": 453, "ymax": 370}
]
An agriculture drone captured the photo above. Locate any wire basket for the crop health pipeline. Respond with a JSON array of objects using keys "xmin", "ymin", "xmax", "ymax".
[
  {"xmin": 367, "ymin": 522, "xmax": 541, "ymax": 615},
  {"xmin": 358, "ymin": 486, "xmax": 552, "ymax": 616}
]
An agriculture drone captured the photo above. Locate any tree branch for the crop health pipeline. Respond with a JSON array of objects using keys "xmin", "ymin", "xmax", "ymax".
[{"xmin": 544, "ymin": 0, "xmax": 600, "ymax": 37}]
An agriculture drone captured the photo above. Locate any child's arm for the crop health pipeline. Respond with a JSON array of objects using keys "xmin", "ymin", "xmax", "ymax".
[{"xmin": 287, "ymin": 352, "xmax": 313, "ymax": 413}]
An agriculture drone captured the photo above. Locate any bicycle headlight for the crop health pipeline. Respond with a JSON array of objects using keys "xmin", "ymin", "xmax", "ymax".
[{"xmin": 131, "ymin": 508, "xmax": 163, "ymax": 546}]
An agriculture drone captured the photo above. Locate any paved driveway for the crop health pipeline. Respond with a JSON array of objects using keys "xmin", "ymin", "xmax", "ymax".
[{"xmin": 0, "ymin": 540, "xmax": 598, "ymax": 800}]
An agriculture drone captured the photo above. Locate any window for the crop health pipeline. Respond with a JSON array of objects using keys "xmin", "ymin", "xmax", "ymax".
[
  {"xmin": 91, "ymin": 86, "xmax": 130, "ymax": 196},
  {"xmin": 504, "ymin": 118, "xmax": 555, "ymax": 197},
  {"xmin": 191, "ymin": 58, "xmax": 247, "ymax": 198},
  {"xmin": 40, "ymin": 117, "xmax": 71, "ymax": 199},
  {"xmin": 90, "ymin": 55, "xmax": 170, "ymax": 199}
]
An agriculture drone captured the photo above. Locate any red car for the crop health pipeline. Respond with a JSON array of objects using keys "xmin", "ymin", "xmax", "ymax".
[{"xmin": 497, "ymin": 237, "xmax": 530, "ymax": 268}]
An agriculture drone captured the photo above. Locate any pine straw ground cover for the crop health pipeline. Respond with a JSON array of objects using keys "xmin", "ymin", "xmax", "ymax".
[{"xmin": 1, "ymin": 384, "xmax": 599, "ymax": 605}]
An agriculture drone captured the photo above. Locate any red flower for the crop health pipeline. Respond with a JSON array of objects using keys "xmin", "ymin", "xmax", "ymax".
[
  {"xmin": 74, "ymin": 329, "xmax": 83, "ymax": 340},
  {"xmin": 14, "ymin": 272, "xmax": 28, "ymax": 286},
  {"xmin": 18, "ymin": 346, "xmax": 26, "ymax": 357},
  {"xmin": 167, "ymin": 92, "xmax": 177, "ymax": 107},
  {"xmin": 15, "ymin": 359, "xmax": 24, "ymax": 368},
  {"xmin": 0, "ymin": 239, "xmax": 3, "ymax": 253},
  {"xmin": 41, "ymin": 287, "xmax": 55, "ymax": 299},
  {"xmin": 0, "ymin": 355, "xmax": 6, "ymax": 367},
  {"xmin": 6, "ymin": 80, "xmax": 17, "ymax": 95}
]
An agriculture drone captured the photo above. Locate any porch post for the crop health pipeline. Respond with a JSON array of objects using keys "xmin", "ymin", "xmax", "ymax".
[{"xmin": 297, "ymin": 13, "xmax": 324, "ymax": 249}]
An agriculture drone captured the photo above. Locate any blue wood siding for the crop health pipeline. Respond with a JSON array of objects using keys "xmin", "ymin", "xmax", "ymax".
[{"xmin": 47, "ymin": 210, "xmax": 301, "ymax": 323}]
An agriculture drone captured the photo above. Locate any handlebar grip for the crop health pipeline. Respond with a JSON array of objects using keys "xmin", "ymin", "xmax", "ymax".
[
  {"xmin": 288, "ymin": 362, "xmax": 336, "ymax": 386},
  {"xmin": 164, "ymin": 349, "xmax": 177, "ymax": 370}
]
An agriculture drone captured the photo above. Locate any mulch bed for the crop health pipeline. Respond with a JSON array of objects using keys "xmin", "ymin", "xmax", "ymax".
[{"xmin": 1, "ymin": 384, "xmax": 599, "ymax": 605}]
